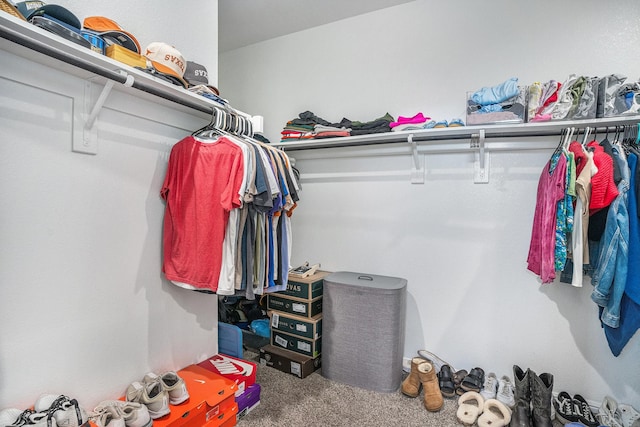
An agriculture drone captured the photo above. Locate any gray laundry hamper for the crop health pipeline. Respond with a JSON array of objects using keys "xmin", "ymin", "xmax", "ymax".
[{"xmin": 322, "ymin": 271, "xmax": 407, "ymax": 393}]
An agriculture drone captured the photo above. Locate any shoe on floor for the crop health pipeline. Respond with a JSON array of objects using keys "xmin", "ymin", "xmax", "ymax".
[
  {"xmin": 597, "ymin": 395, "xmax": 624, "ymax": 427},
  {"xmin": 457, "ymin": 391, "xmax": 484, "ymax": 426},
  {"xmin": 479, "ymin": 372, "xmax": 498, "ymax": 400},
  {"xmin": 437, "ymin": 364, "xmax": 456, "ymax": 398},
  {"xmin": 460, "ymin": 367, "xmax": 485, "ymax": 393},
  {"xmin": 496, "ymin": 375, "xmax": 515, "ymax": 408},
  {"xmin": 417, "ymin": 361, "xmax": 444, "ymax": 412},
  {"xmin": 34, "ymin": 394, "xmax": 88, "ymax": 427},
  {"xmin": 0, "ymin": 408, "xmax": 54, "ymax": 427},
  {"xmin": 126, "ymin": 380, "xmax": 170, "ymax": 419},
  {"xmin": 554, "ymin": 391, "xmax": 579, "ymax": 424},
  {"xmin": 573, "ymin": 394, "xmax": 599, "ymax": 427},
  {"xmin": 143, "ymin": 371, "xmax": 189, "ymax": 405},
  {"xmin": 619, "ymin": 402, "xmax": 640, "ymax": 427},
  {"xmin": 90, "ymin": 405, "xmax": 125, "ymax": 427},
  {"xmin": 477, "ymin": 398, "xmax": 511, "ymax": 427},
  {"xmin": 402, "ymin": 357, "xmax": 427, "ymax": 398},
  {"xmin": 94, "ymin": 400, "xmax": 152, "ymax": 427},
  {"xmin": 417, "ymin": 349, "xmax": 454, "ymax": 373}
]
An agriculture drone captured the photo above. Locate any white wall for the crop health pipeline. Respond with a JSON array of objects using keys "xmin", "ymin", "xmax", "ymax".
[
  {"xmin": 0, "ymin": 0, "xmax": 219, "ymax": 411},
  {"xmin": 220, "ymin": 0, "xmax": 640, "ymax": 407}
]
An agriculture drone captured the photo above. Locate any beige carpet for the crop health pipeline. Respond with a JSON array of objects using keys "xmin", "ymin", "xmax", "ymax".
[{"xmin": 235, "ymin": 351, "xmax": 563, "ymax": 427}]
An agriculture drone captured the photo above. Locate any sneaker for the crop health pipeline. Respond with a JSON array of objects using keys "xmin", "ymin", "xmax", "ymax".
[
  {"xmin": 126, "ymin": 380, "xmax": 170, "ymax": 419},
  {"xmin": 479, "ymin": 372, "xmax": 498, "ymax": 400},
  {"xmin": 417, "ymin": 350, "xmax": 455, "ymax": 373},
  {"xmin": 496, "ymin": 375, "xmax": 515, "ymax": 408},
  {"xmin": 598, "ymin": 396, "xmax": 624, "ymax": 427},
  {"xmin": 573, "ymin": 394, "xmax": 599, "ymax": 427},
  {"xmin": 89, "ymin": 405, "xmax": 125, "ymax": 427},
  {"xmin": 554, "ymin": 391, "xmax": 579, "ymax": 424},
  {"xmin": 34, "ymin": 394, "xmax": 88, "ymax": 427},
  {"xmin": 93, "ymin": 401, "xmax": 152, "ymax": 427},
  {"xmin": 143, "ymin": 371, "xmax": 189, "ymax": 405},
  {"xmin": 619, "ymin": 403, "xmax": 640, "ymax": 427}
]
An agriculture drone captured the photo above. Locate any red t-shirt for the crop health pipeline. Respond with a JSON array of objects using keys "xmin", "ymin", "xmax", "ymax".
[{"xmin": 161, "ymin": 136, "xmax": 244, "ymax": 291}]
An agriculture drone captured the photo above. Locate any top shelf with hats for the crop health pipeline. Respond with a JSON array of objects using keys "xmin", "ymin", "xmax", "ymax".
[{"xmin": 0, "ymin": 8, "xmax": 256, "ymax": 128}]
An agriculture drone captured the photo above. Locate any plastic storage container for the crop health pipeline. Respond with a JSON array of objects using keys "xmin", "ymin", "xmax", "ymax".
[{"xmin": 322, "ymin": 271, "xmax": 407, "ymax": 393}]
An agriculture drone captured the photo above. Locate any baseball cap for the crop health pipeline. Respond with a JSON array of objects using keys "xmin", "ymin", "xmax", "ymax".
[
  {"xmin": 83, "ymin": 16, "xmax": 140, "ymax": 53},
  {"xmin": 183, "ymin": 61, "xmax": 220, "ymax": 95},
  {"xmin": 143, "ymin": 42, "xmax": 188, "ymax": 88},
  {"xmin": 16, "ymin": 1, "xmax": 81, "ymax": 29}
]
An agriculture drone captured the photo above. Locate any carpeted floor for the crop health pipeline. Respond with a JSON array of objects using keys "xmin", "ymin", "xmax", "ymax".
[{"xmin": 235, "ymin": 351, "xmax": 563, "ymax": 427}]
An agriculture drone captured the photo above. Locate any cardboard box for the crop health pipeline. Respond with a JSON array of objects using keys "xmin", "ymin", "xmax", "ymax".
[
  {"xmin": 236, "ymin": 383, "xmax": 260, "ymax": 420},
  {"xmin": 271, "ymin": 329, "xmax": 321, "ymax": 358},
  {"xmin": 260, "ymin": 344, "xmax": 321, "ymax": 379},
  {"xmin": 281, "ymin": 270, "xmax": 330, "ymax": 300},
  {"xmin": 267, "ymin": 294, "xmax": 322, "ymax": 318},
  {"xmin": 197, "ymin": 353, "xmax": 257, "ymax": 396},
  {"xmin": 269, "ymin": 311, "xmax": 322, "ymax": 340},
  {"xmin": 151, "ymin": 364, "xmax": 238, "ymax": 427}
]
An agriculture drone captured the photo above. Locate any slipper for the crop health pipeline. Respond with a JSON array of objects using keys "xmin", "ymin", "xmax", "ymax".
[
  {"xmin": 423, "ymin": 120, "xmax": 437, "ymax": 129},
  {"xmin": 434, "ymin": 120, "xmax": 448, "ymax": 128},
  {"xmin": 449, "ymin": 118, "xmax": 465, "ymax": 127},
  {"xmin": 477, "ymin": 398, "xmax": 512, "ymax": 427},
  {"xmin": 457, "ymin": 391, "xmax": 485, "ymax": 426}
]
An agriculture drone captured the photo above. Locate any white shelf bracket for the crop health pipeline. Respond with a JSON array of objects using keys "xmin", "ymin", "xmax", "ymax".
[
  {"xmin": 76, "ymin": 71, "xmax": 133, "ymax": 155},
  {"xmin": 471, "ymin": 129, "xmax": 490, "ymax": 184},
  {"xmin": 408, "ymin": 133, "xmax": 424, "ymax": 184}
]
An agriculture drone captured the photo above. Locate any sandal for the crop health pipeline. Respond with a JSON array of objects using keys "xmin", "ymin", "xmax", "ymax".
[
  {"xmin": 457, "ymin": 391, "xmax": 485, "ymax": 426},
  {"xmin": 454, "ymin": 369, "xmax": 468, "ymax": 396},
  {"xmin": 477, "ymin": 398, "xmax": 512, "ymax": 427},
  {"xmin": 461, "ymin": 367, "xmax": 485, "ymax": 393},
  {"xmin": 437, "ymin": 365, "xmax": 456, "ymax": 398}
]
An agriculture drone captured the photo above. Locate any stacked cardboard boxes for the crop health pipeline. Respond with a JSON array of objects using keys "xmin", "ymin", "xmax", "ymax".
[{"xmin": 261, "ymin": 271, "xmax": 329, "ymax": 378}]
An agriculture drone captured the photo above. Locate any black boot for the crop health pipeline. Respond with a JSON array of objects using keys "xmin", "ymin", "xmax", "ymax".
[
  {"xmin": 531, "ymin": 371, "xmax": 554, "ymax": 427},
  {"xmin": 511, "ymin": 365, "xmax": 532, "ymax": 427}
]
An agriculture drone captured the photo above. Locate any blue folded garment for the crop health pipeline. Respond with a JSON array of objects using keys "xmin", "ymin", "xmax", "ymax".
[{"xmin": 471, "ymin": 77, "xmax": 519, "ymax": 106}]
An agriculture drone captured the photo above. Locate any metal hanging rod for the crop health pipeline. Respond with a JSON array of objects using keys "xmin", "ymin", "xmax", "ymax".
[{"xmin": 273, "ymin": 117, "xmax": 640, "ymax": 151}]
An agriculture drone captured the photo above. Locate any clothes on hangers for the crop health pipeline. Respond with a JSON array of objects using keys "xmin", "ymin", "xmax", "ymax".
[
  {"xmin": 160, "ymin": 112, "xmax": 301, "ymax": 296},
  {"xmin": 529, "ymin": 125, "xmax": 640, "ymax": 355}
]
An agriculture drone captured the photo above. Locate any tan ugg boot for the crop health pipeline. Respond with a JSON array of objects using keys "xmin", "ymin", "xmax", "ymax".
[
  {"xmin": 418, "ymin": 361, "xmax": 444, "ymax": 412},
  {"xmin": 401, "ymin": 357, "xmax": 427, "ymax": 398}
]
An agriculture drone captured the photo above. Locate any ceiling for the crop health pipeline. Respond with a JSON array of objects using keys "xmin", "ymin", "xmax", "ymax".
[{"xmin": 218, "ymin": 0, "xmax": 415, "ymax": 53}]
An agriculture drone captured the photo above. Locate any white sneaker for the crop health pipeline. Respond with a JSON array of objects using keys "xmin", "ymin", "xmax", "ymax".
[
  {"xmin": 89, "ymin": 405, "xmax": 125, "ymax": 427},
  {"xmin": 33, "ymin": 395, "xmax": 88, "ymax": 427},
  {"xmin": 598, "ymin": 396, "xmax": 624, "ymax": 427},
  {"xmin": 126, "ymin": 380, "xmax": 170, "ymax": 419},
  {"xmin": 496, "ymin": 375, "xmax": 516, "ymax": 408},
  {"xmin": 93, "ymin": 400, "xmax": 152, "ymax": 427},
  {"xmin": 479, "ymin": 372, "xmax": 498, "ymax": 400},
  {"xmin": 417, "ymin": 350, "xmax": 455, "ymax": 373},
  {"xmin": 143, "ymin": 371, "xmax": 189, "ymax": 405},
  {"xmin": 619, "ymin": 402, "xmax": 640, "ymax": 427}
]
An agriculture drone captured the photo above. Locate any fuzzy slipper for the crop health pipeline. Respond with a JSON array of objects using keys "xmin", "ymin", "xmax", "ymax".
[
  {"xmin": 477, "ymin": 398, "xmax": 511, "ymax": 427},
  {"xmin": 457, "ymin": 391, "xmax": 485, "ymax": 426}
]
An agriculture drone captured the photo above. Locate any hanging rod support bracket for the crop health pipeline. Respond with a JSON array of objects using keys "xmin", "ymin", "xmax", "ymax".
[
  {"xmin": 471, "ymin": 129, "xmax": 490, "ymax": 184},
  {"xmin": 408, "ymin": 133, "xmax": 425, "ymax": 184}
]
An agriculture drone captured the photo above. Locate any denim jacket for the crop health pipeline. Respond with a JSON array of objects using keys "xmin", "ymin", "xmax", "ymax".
[{"xmin": 591, "ymin": 145, "xmax": 630, "ymax": 328}]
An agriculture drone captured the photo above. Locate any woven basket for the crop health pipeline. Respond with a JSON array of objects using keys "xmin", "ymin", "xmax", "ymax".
[{"xmin": 0, "ymin": 0, "xmax": 26, "ymax": 21}]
